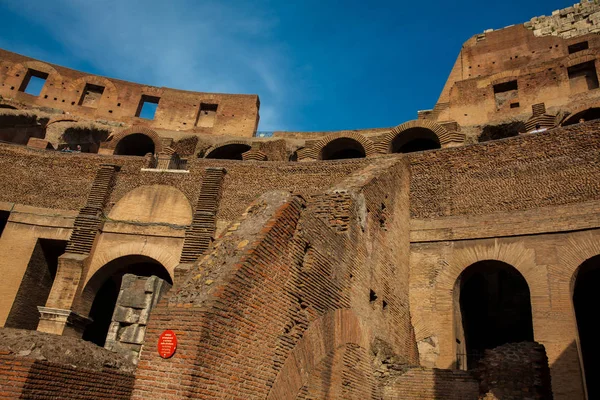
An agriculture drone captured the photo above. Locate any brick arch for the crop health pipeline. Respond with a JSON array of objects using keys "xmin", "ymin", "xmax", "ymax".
[
  {"xmin": 424, "ymin": 240, "xmax": 546, "ymax": 369},
  {"xmin": 266, "ymin": 309, "xmax": 373, "ymax": 400},
  {"xmin": 9, "ymin": 61, "xmax": 63, "ymax": 95},
  {"xmin": 45, "ymin": 115, "xmax": 80, "ymax": 127},
  {"xmin": 565, "ymin": 49, "xmax": 598, "ymax": 68},
  {"xmin": 203, "ymin": 139, "xmax": 252, "ymax": 158},
  {"xmin": 0, "ymin": 100, "xmax": 24, "ymax": 110},
  {"xmin": 107, "ymin": 126, "xmax": 163, "ymax": 153},
  {"xmin": 300, "ymin": 132, "xmax": 375, "ymax": 160},
  {"xmin": 380, "ymin": 120, "xmax": 462, "ymax": 152},
  {"xmin": 560, "ymin": 101, "xmax": 600, "ymax": 126},
  {"xmin": 84, "ymin": 242, "xmax": 180, "ymax": 292},
  {"xmin": 67, "ymin": 75, "xmax": 119, "ymax": 101},
  {"xmin": 479, "ymin": 69, "xmax": 521, "ymax": 87}
]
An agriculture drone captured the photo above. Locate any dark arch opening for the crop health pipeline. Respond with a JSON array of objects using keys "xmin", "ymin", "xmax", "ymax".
[
  {"xmin": 61, "ymin": 127, "xmax": 110, "ymax": 153},
  {"xmin": 563, "ymin": 108, "xmax": 600, "ymax": 126},
  {"xmin": 0, "ymin": 105, "xmax": 17, "ymax": 110},
  {"xmin": 82, "ymin": 255, "xmax": 172, "ymax": 347},
  {"xmin": 205, "ymin": 143, "xmax": 251, "ymax": 160},
  {"xmin": 573, "ymin": 254, "xmax": 600, "ymax": 399},
  {"xmin": 457, "ymin": 260, "xmax": 533, "ymax": 369},
  {"xmin": 320, "ymin": 138, "xmax": 366, "ymax": 160},
  {"xmin": 114, "ymin": 133, "xmax": 155, "ymax": 156},
  {"xmin": 391, "ymin": 127, "xmax": 441, "ymax": 153}
]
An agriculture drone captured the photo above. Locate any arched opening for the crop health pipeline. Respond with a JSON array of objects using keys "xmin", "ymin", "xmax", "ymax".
[
  {"xmin": 205, "ymin": 143, "xmax": 251, "ymax": 160},
  {"xmin": 114, "ymin": 133, "xmax": 155, "ymax": 156},
  {"xmin": 563, "ymin": 108, "xmax": 600, "ymax": 126},
  {"xmin": 82, "ymin": 255, "xmax": 172, "ymax": 347},
  {"xmin": 320, "ymin": 138, "xmax": 366, "ymax": 160},
  {"xmin": 60, "ymin": 126, "xmax": 110, "ymax": 153},
  {"xmin": 455, "ymin": 260, "xmax": 533, "ymax": 370},
  {"xmin": 391, "ymin": 128, "xmax": 441, "ymax": 153},
  {"xmin": 0, "ymin": 113, "xmax": 46, "ymax": 145},
  {"xmin": 0, "ymin": 105, "xmax": 17, "ymax": 110},
  {"xmin": 573, "ymin": 254, "xmax": 600, "ymax": 399}
]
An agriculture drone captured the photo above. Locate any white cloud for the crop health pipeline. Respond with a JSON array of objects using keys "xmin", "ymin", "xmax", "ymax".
[{"xmin": 2, "ymin": 0, "xmax": 295, "ymax": 130}]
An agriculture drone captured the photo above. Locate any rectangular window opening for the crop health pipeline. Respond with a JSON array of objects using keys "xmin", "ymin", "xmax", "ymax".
[
  {"xmin": 195, "ymin": 103, "xmax": 218, "ymax": 127},
  {"xmin": 136, "ymin": 95, "xmax": 160, "ymax": 120},
  {"xmin": 18, "ymin": 69, "xmax": 49, "ymax": 96},
  {"xmin": 78, "ymin": 83, "xmax": 105, "ymax": 108},
  {"xmin": 493, "ymin": 80, "xmax": 518, "ymax": 109},
  {"xmin": 510, "ymin": 102, "xmax": 520, "ymax": 108},
  {"xmin": 568, "ymin": 61, "xmax": 599, "ymax": 93},
  {"xmin": 568, "ymin": 41, "xmax": 589, "ymax": 54}
]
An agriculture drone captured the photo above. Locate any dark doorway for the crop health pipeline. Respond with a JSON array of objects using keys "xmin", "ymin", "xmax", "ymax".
[
  {"xmin": 114, "ymin": 133, "xmax": 155, "ymax": 156},
  {"xmin": 0, "ymin": 210, "xmax": 9, "ymax": 238},
  {"xmin": 562, "ymin": 108, "xmax": 600, "ymax": 126},
  {"xmin": 458, "ymin": 260, "xmax": 534, "ymax": 369},
  {"xmin": 573, "ymin": 254, "xmax": 600, "ymax": 400},
  {"xmin": 320, "ymin": 138, "xmax": 366, "ymax": 160},
  {"xmin": 205, "ymin": 143, "xmax": 251, "ymax": 160},
  {"xmin": 82, "ymin": 255, "xmax": 172, "ymax": 347},
  {"xmin": 5, "ymin": 239, "xmax": 66, "ymax": 330},
  {"xmin": 391, "ymin": 128, "xmax": 441, "ymax": 153}
]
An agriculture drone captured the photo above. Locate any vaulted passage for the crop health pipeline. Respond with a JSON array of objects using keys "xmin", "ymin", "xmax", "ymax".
[
  {"xmin": 563, "ymin": 107, "xmax": 600, "ymax": 126},
  {"xmin": 205, "ymin": 143, "xmax": 251, "ymax": 160},
  {"xmin": 320, "ymin": 138, "xmax": 366, "ymax": 160},
  {"xmin": 456, "ymin": 260, "xmax": 533, "ymax": 370},
  {"xmin": 573, "ymin": 254, "xmax": 600, "ymax": 400},
  {"xmin": 114, "ymin": 133, "xmax": 155, "ymax": 156},
  {"xmin": 82, "ymin": 255, "xmax": 172, "ymax": 347},
  {"xmin": 5, "ymin": 239, "xmax": 66, "ymax": 330},
  {"xmin": 391, "ymin": 127, "xmax": 441, "ymax": 153}
]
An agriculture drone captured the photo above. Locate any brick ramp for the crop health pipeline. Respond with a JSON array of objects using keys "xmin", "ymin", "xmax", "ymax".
[{"xmin": 382, "ymin": 367, "xmax": 479, "ymax": 400}]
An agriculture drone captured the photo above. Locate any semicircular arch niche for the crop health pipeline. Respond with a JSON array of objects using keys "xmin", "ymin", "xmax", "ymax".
[
  {"xmin": 320, "ymin": 137, "xmax": 366, "ymax": 160},
  {"xmin": 108, "ymin": 184, "xmax": 193, "ymax": 226},
  {"xmin": 391, "ymin": 127, "xmax": 441, "ymax": 153},
  {"xmin": 113, "ymin": 133, "xmax": 156, "ymax": 156}
]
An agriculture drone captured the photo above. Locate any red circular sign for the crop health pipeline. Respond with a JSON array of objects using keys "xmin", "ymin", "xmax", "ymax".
[{"xmin": 157, "ymin": 330, "xmax": 177, "ymax": 359}]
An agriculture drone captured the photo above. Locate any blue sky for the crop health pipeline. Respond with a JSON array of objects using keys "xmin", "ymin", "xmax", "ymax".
[{"xmin": 0, "ymin": 0, "xmax": 571, "ymax": 132}]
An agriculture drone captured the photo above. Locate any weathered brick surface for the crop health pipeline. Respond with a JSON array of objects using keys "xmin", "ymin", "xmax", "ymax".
[
  {"xmin": 476, "ymin": 342, "xmax": 553, "ymax": 400},
  {"xmin": 382, "ymin": 368, "xmax": 479, "ymax": 400},
  {"xmin": 0, "ymin": 352, "xmax": 134, "ymax": 400}
]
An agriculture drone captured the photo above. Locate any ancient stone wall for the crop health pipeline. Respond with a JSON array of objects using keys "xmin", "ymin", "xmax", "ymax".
[
  {"xmin": 105, "ymin": 274, "xmax": 171, "ymax": 364},
  {"xmin": 0, "ymin": 49, "xmax": 259, "ymax": 137},
  {"xmin": 527, "ymin": 1, "xmax": 600, "ymax": 39},
  {"xmin": 131, "ymin": 157, "xmax": 417, "ymax": 399},
  {"xmin": 381, "ymin": 368, "xmax": 479, "ymax": 400},
  {"xmin": 408, "ymin": 121, "xmax": 600, "ymax": 219},
  {"xmin": 0, "ymin": 328, "xmax": 135, "ymax": 399},
  {"xmin": 476, "ymin": 342, "xmax": 553, "ymax": 400}
]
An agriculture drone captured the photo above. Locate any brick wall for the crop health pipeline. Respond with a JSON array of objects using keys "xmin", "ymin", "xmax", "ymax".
[
  {"xmin": 408, "ymin": 122, "xmax": 600, "ymax": 219},
  {"xmin": 476, "ymin": 342, "xmax": 553, "ymax": 400},
  {"xmin": 382, "ymin": 368, "xmax": 479, "ymax": 400},
  {"xmin": 0, "ymin": 351, "xmax": 134, "ymax": 400},
  {"xmin": 132, "ymin": 157, "xmax": 417, "ymax": 399}
]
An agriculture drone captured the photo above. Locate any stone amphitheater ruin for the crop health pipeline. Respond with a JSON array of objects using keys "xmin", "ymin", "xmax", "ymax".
[{"xmin": 0, "ymin": 2, "xmax": 599, "ymax": 399}]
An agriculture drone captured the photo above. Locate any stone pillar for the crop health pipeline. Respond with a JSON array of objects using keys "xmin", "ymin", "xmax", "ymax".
[
  {"xmin": 37, "ymin": 253, "xmax": 90, "ymax": 336},
  {"xmin": 104, "ymin": 274, "xmax": 172, "ymax": 364}
]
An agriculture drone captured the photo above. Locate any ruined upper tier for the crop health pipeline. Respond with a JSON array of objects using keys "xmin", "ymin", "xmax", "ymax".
[{"xmin": 0, "ymin": 49, "xmax": 260, "ymax": 137}]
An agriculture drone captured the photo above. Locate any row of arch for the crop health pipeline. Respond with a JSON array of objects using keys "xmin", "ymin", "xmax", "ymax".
[
  {"xmin": 455, "ymin": 255, "xmax": 600, "ymax": 398},
  {"xmin": 2, "ymin": 103, "xmax": 600, "ymax": 159}
]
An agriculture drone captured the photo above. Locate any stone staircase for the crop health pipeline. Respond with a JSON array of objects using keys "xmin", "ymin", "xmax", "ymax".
[
  {"xmin": 66, "ymin": 164, "xmax": 120, "ymax": 255},
  {"xmin": 179, "ymin": 167, "xmax": 226, "ymax": 263}
]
